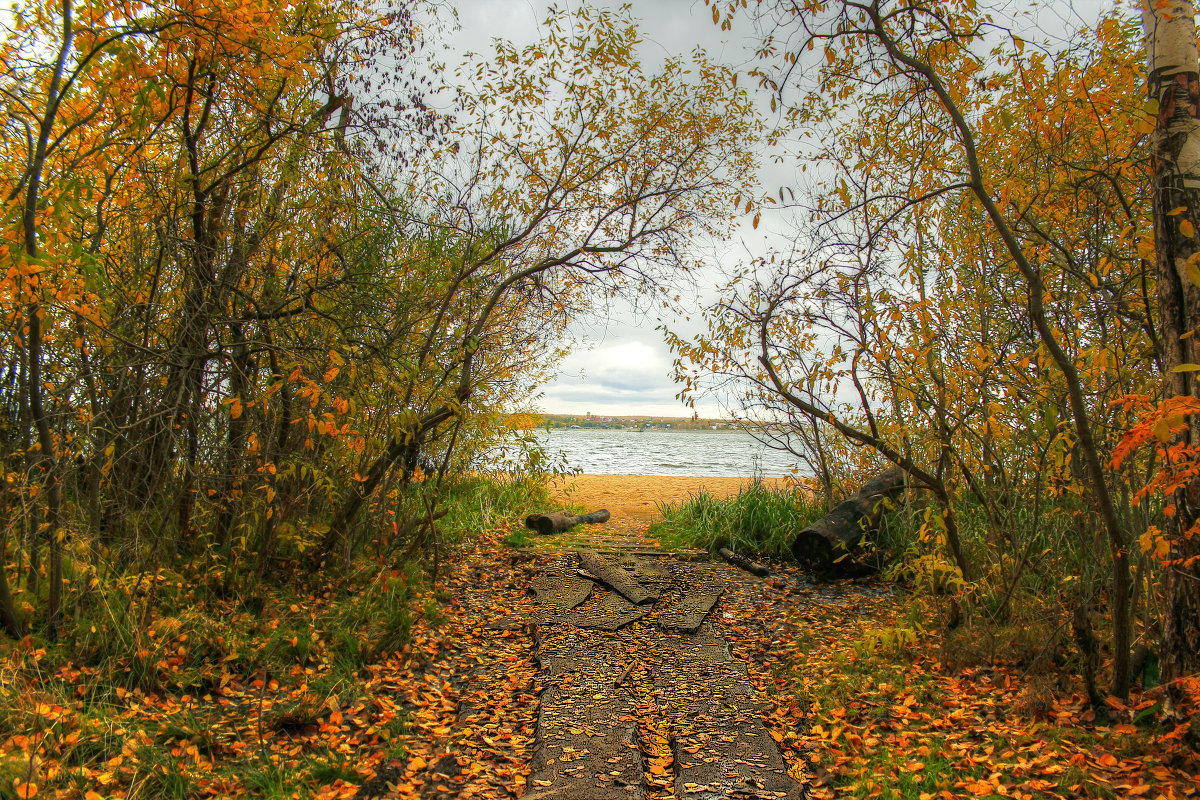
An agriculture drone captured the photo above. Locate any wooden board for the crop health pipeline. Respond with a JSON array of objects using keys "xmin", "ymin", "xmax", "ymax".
[
  {"xmin": 567, "ymin": 592, "xmax": 650, "ymax": 631},
  {"xmin": 530, "ymin": 575, "xmax": 593, "ymax": 611},
  {"xmin": 659, "ymin": 584, "xmax": 723, "ymax": 634},
  {"xmin": 576, "ymin": 550, "xmax": 658, "ymax": 605}
]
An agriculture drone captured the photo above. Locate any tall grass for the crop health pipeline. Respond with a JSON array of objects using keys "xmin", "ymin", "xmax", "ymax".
[
  {"xmin": 649, "ymin": 479, "xmax": 825, "ymax": 558},
  {"xmin": 437, "ymin": 473, "xmax": 553, "ymax": 543}
]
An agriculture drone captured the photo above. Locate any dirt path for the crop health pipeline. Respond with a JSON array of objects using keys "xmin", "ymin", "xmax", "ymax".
[
  {"xmin": 356, "ymin": 476, "xmax": 832, "ymax": 800},
  {"xmin": 517, "ymin": 475, "xmax": 806, "ymax": 799},
  {"xmin": 525, "ymin": 549, "xmax": 804, "ymax": 799}
]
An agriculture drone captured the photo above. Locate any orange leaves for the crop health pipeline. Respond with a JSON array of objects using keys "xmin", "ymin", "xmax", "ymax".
[
  {"xmin": 734, "ymin": 581, "xmax": 1200, "ymax": 800},
  {"xmin": 960, "ymin": 778, "xmax": 995, "ymax": 795}
]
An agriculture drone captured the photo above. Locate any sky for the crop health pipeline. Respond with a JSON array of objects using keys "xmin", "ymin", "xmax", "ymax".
[{"xmin": 440, "ymin": 0, "xmax": 1114, "ymax": 418}]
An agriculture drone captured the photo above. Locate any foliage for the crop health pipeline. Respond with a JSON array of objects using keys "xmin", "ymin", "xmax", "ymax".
[
  {"xmin": 730, "ymin": 585, "xmax": 1200, "ymax": 800},
  {"xmin": 0, "ymin": 475, "xmax": 542, "ymax": 799},
  {"xmin": 675, "ymin": 0, "xmax": 1166, "ymax": 696},
  {"xmin": 0, "ymin": 0, "xmax": 757, "ymax": 642}
]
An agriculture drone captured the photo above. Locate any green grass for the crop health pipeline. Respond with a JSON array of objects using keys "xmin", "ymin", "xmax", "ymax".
[
  {"xmin": 438, "ymin": 473, "xmax": 553, "ymax": 544},
  {"xmin": 649, "ymin": 478, "xmax": 825, "ymax": 557}
]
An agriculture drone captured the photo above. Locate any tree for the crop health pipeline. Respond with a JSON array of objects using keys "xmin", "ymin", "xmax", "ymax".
[
  {"xmin": 1142, "ymin": 0, "xmax": 1200, "ymax": 692},
  {"xmin": 0, "ymin": 1, "xmax": 758, "ymax": 631},
  {"xmin": 691, "ymin": 0, "xmax": 1159, "ymax": 696},
  {"xmin": 318, "ymin": 5, "xmax": 760, "ymax": 555},
  {"xmin": 0, "ymin": 0, "xmax": 445, "ymax": 626}
]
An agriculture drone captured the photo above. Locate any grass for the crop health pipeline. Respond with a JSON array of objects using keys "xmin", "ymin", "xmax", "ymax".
[{"xmin": 649, "ymin": 478, "xmax": 825, "ymax": 558}]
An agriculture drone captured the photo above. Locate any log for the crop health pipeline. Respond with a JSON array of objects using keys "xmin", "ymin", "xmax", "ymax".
[
  {"xmin": 524, "ymin": 509, "xmax": 611, "ymax": 536},
  {"xmin": 576, "ymin": 550, "xmax": 658, "ymax": 605},
  {"xmin": 717, "ymin": 547, "xmax": 769, "ymax": 577},
  {"xmin": 791, "ymin": 468, "xmax": 906, "ymax": 571}
]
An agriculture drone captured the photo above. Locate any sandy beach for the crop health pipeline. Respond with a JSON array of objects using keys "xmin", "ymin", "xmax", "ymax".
[{"xmin": 549, "ymin": 474, "xmax": 788, "ymax": 521}]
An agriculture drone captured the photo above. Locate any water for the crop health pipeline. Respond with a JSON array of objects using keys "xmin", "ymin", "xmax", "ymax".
[{"xmin": 533, "ymin": 428, "xmax": 800, "ymax": 477}]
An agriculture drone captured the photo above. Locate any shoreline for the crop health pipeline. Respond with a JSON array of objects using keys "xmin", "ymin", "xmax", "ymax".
[{"xmin": 548, "ymin": 473, "xmax": 795, "ymax": 521}]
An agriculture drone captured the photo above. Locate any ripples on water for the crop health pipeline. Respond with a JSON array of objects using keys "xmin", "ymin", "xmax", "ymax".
[{"xmin": 533, "ymin": 428, "xmax": 799, "ymax": 477}]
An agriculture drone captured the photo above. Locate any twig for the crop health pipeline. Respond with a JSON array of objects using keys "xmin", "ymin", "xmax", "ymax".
[{"xmin": 614, "ymin": 660, "xmax": 636, "ymax": 690}]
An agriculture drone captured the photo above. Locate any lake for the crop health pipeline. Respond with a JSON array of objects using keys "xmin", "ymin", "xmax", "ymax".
[{"xmin": 533, "ymin": 428, "xmax": 800, "ymax": 477}]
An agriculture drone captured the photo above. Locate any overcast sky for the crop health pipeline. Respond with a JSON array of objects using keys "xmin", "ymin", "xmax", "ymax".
[{"xmin": 441, "ymin": 0, "xmax": 1114, "ymax": 418}]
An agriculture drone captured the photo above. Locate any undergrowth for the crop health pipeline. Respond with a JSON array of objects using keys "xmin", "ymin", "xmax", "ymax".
[
  {"xmin": 0, "ymin": 472, "xmax": 545, "ymax": 800},
  {"xmin": 757, "ymin": 592, "xmax": 1200, "ymax": 800}
]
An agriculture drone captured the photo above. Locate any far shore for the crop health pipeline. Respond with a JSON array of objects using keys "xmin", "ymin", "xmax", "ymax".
[{"xmin": 549, "ymin": 473, "xmax": 798, "ymax": 521}]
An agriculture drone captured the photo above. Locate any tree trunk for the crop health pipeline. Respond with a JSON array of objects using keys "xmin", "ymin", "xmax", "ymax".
[
  {"xmin": 525, "ymin": 509, "xmax": 610, "ymax": 535},
  {"xmin": 717, "ymin": 547, "xmax": 769, "ymax": 577},
  {"xmin": 1144, "ymin": 0, "xmax": 1200, "ymax": 687},
  {"xmin": 791, "ymin": 468, "xmax": 906, "ymax": 570},
  {"xmin": 0, "ymin": 530, "xmax": 23, "ymax": 638}
]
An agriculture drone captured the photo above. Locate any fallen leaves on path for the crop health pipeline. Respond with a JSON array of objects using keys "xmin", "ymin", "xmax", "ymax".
[{"xmin": 5, "ymin": 517, "xmax": 1198, "ymax": 800}]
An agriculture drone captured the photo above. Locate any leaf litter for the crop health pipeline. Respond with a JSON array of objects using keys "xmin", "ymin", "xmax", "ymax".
[{"xmin": 3, "ymin": 517, "xmax": 1199, "ymax": 799}]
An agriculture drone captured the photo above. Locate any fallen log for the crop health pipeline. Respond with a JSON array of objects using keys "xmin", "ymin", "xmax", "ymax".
[
  {"xmin": 524, "ymin": 509, "xmax": 611, "ymax": 536},
  {"xmin": 791, "ymin": 468, "xmax": 906, "ymax": 571},
  {"xmin": 717, "ymin": 547, "xmax": 769, "ymax": 577}
]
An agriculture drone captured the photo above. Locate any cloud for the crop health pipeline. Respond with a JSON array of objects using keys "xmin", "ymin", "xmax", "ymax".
[{"xmin": 536, "ymin": 323, "xmax": 728, "ymax": 416}]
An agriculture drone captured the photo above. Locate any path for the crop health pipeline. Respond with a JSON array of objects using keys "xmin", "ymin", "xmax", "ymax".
[
  {"xmin": 525, "ymin": 550, "xmax": 803, "ymax": 799},
  {"xmin": 516, "ymin": 490, "xmax": 806, "ymax": 800},
  {"xmin": 355, "ymin": 478, "xmax": 819, "ymax": 800}
]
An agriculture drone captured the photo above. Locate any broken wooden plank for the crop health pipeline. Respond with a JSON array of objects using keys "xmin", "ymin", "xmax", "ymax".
[
  {"xmin": 567, "ymin": 592, "xmax": 650, "ymax": 631},
  {"xmin": 576, "ymin": 550, "xmax": 658, "ymax": 605},
  {"xmin": 659, "ymin": 636, "xmax": 805, "ymax": 800},
  {"xmin": 530, "ymin": 575, "xmax": 593, "ymax": 611},
  {"xmin": 659, "ymin": 584, "xmax": 723, "ymax": 634},
  {"xmin": 526, "ymin": 625, "xmax": 646, "ymax": 799}
]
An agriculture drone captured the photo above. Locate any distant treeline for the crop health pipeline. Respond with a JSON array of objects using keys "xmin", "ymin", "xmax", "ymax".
[{"xmin": 529, "ymin": 414, "xmax": 741, "ymax": 431}]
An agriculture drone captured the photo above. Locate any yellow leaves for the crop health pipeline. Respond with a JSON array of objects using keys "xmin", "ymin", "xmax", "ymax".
[
  {"xmin": 1139, "ymin": 528, "xmax": 1171, "ymax": 560},
  {"xmin": 1185, "ymin": 255, "xmax": 1200, "ymax": 287},
  {"xmin": 1181, "ymin": 219, "xmax": 1196, "ymax": 238},
  {"xmin": 1153, "ymin": 417, "xmax": 1174, "ymax": 444}
]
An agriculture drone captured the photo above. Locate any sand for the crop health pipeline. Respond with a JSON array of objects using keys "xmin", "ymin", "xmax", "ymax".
[{"xmin": 549, "ymin": 474, "xmax": 788, "ymax": 521}]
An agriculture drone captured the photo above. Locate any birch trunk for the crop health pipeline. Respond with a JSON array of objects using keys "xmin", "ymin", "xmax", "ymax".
[{"xmin": 1144, "ymin": 0, "xmax": 1200, "ymax": 688}]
